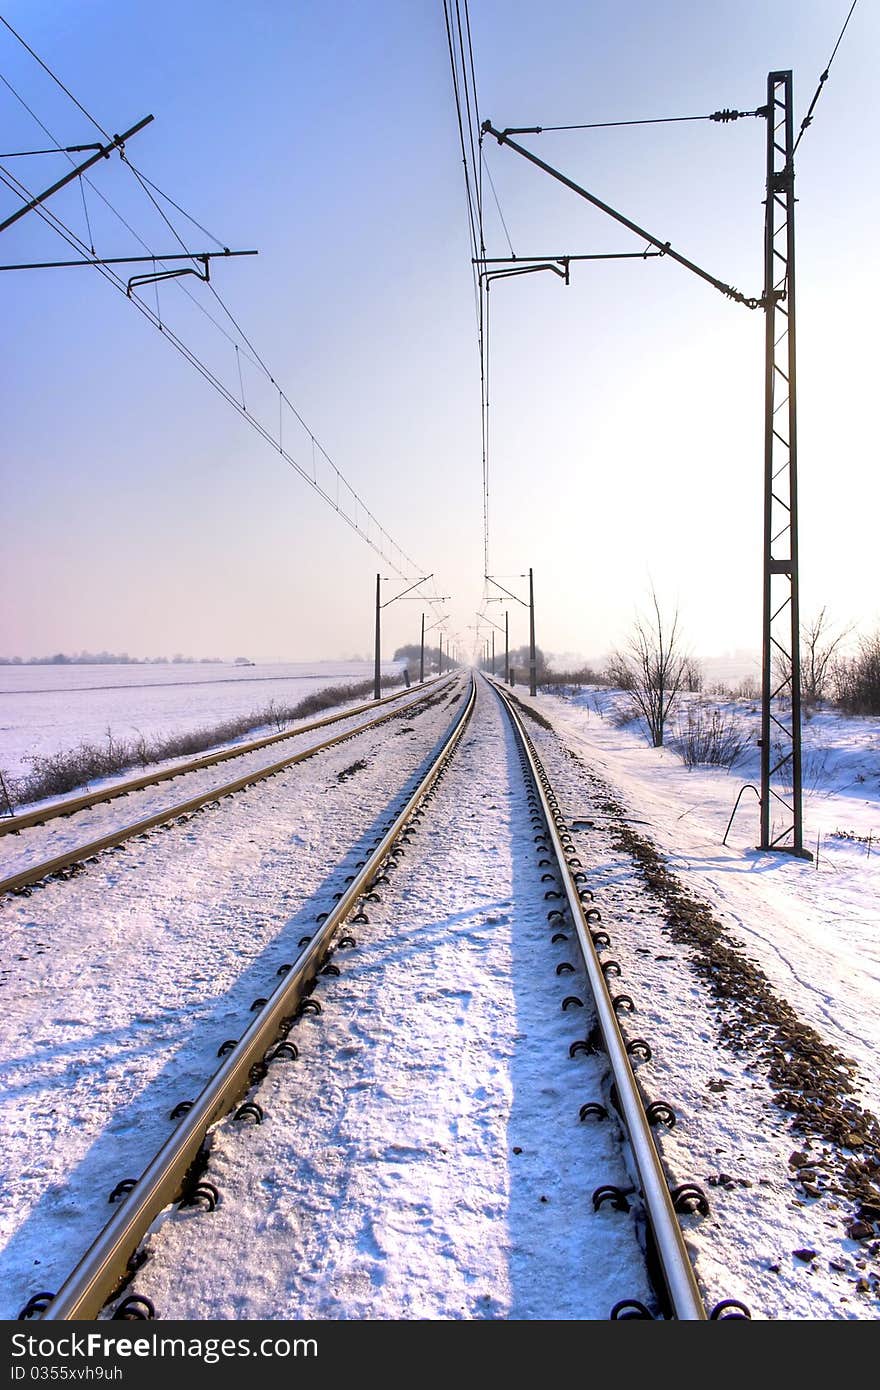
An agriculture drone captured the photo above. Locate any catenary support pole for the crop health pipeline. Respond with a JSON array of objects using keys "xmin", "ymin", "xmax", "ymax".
[
  {"xmin": 529, "ymin": 567, "xmax": 537, "ymax": 696},
  {"xmin": 759, "ymin": 71, "xmax": 806, "ymax": 855},
  {"xmin": 420, "ymin": 612, "xmax": 425, "ymax": 682},
  {"xmin": 373, "ymin": 573, "xmax": 381, "ymax": 700},
  {"xmin": 505, "ymin": 609, "xmax": 509, "ymax": 684}
]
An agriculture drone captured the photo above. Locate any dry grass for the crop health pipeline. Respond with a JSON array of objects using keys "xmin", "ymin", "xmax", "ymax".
[
  {"xmin": 3, "ymin": 675, "xmax": 403, "ymax": 809},
  {"xmin": 671, "ymin": 706, "xmax": 749, "ymax": 769}
]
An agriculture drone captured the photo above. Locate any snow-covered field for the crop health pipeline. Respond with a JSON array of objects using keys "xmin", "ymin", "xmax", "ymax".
[{"xmin": 0, "ymin": 661, "xmax": 405, "ymax": 782}]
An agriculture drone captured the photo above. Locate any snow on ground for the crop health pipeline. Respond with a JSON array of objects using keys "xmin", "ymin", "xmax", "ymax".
[
  {"xmin": 0, "ymin": 684, "xmax": 461, "ymax": 1318},
  {"xmin": 1, "ymin": 671, "xmax": 878, "ymax": 1320},
  {"xmin": 0, "ymin": 682, "xmax": 449, "ymax": 883},
  {"xmin": 500, "ymin": 689, "xmax": 878, "ymax": 1317},
  {"xmin": 0, "ymin": 661, "xmax": 405, "ymax": 781},
  {"xmin": 530, "ymin": 684, "xmax": 880, "ymax": 1105},
  {"xmin": 127, "ymin": 685, "xmax": 652, "ymax": 1320}
]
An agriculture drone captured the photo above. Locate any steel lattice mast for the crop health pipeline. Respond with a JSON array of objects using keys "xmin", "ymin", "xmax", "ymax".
[{"xmin": 759, "ymin": 71, "xmax": 807, "ymax": 855}]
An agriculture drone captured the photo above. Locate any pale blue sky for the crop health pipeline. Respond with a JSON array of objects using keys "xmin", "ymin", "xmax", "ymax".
[{"xmin": 2, "ymin": 1, "xmax": 876, "ymax": 665}]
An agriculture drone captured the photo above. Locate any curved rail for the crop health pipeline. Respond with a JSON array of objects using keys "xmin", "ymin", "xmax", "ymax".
[
  {"xmin": 1, "ymin": 677, "xmax": 446, "ymax": 837},
  {"xmin": 38, "ymin": 674, "xmax": 477, "ymax": 1320},
  {"xmin": 1, "ymin": 677, "xmax": 458, "ymax": 897},
  {"xmin": 489, "ymin": 676, "xmax": 707, "ymax": 1321}
]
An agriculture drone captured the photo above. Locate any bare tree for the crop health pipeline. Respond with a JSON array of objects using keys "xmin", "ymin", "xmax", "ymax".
[
  {"xmin": 609, "ymin": 591, "xmax": 688, "ymax": 747},
  {"xmin": 681, "ymin": 656, "xmax": 703, "ymax": 693},
  {"xmin": 776, "ymin": 607, "xmax": 852, "ymax": 705},
  {"xmin": 801, "ymin": 608, "xmax": 852, "ymax": 704}
]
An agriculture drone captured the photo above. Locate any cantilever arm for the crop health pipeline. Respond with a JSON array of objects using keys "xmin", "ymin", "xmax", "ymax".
[
  {"xmin": 485, "ymin": 574, "xmax": 528, "ymax": 608},
  {"xmin": 0, "ymin": 116, "xmax": 154, "ymax": 236},
  {"xmin": 480, "ymin": 120, "xmax": 759, "ymax": 309}
]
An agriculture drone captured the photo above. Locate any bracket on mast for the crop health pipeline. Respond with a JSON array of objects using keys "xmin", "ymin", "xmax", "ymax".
[{"xmin": 127, "ymin": 255, "xmax": 210, "ymax": 296}]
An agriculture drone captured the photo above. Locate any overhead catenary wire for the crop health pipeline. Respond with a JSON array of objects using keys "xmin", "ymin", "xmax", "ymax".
[
  {"xmin": 443, "ymin": 0, "xmax": 490, "ymax": 586},
  {"xmin": 453, "ymin": 0, "xmax": 483, "ymax": 253},
  {"xmin": 0, "ymin": 154, "xmax": 430, "ymax": 589},
  {"xmin": 0, "ymin": 33, "xmax": 445, "ymax": 606},
  {"xmin": 0, "ymin": 12, "xmax": 112, "ymax": 142},
  {"xmin": 76, "ymin": 173, "xmax": 94, "ymax": 254},
  {"xmin": 481, "ymin": 150, "xmax": 515, "ymax": 258},
  {"xmin": 443, "ymin": 0, "xmax": 496, "ymax": 593},
  {"xmin": 793, "ymin": 0, "xmax": 858, "ymax": 154},
  {"xmin": 500, "ymin": 109, "xmax": 762, "ymax": 134},
  {"xmin": 119, "ymin": 159, "xmax": 229, "ymax": 251}
]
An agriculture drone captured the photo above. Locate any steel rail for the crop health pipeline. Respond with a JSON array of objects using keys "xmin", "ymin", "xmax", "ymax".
[
  {"xmin": 1, "ymin": 677, "xmax": 445, "ymax": 837},
  {"xmin": 489, "ymin": 677, "xmax": 707, "ymax": 1320},
  {"xmin": 39, "ymin": 673, "xmax": 477, "ymax": 1320},
  {"xmin": 0, "ymin": 677, "xmax": 458, "ymax": 897}
]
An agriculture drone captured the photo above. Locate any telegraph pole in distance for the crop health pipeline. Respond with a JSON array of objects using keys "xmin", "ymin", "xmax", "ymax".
[
  {"xmin": 374, "ymin": 574, "xmax": 382, "ymax": 701},
  {"xmin": 486, "ymin": 572, "xmax": 536, "ymax": 695},
  {"xmin": 373, "ymin": 573, "xmax": 434, "ymax": 699},
  {"xmin": 528, "ymin": 567, "xmax": 536, "ymax": 695},
  {"xmin": 422, "ymin": 612, "xmax": 449, "ymax": 680},
  {"xmin": 505, "ymin": 609, "xmax": 509, "ymax": 683}
]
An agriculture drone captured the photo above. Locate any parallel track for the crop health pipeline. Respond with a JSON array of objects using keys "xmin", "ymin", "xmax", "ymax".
[
  {"xmin": 0, "ymin": 677, "xmax": 444, "ymax": 837},
  {"xmin": 0, "ymin": 677, "xmax": 455, "ymax": 896}
]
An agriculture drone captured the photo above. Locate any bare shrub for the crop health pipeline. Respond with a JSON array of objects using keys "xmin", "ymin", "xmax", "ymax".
[
  {"xmin": 775, "ymin": 607, "xmax": 853, "ymax": 705},
  {"xmin": 802, "ymin": 749, "xmax": 831, "ymax": 793},
  {"xmin": 801, "ymin": 609, "xmax": 852, "ymax": 704},
  {"xmin": 609, "ymin": 701, "xmax": 640, "ymax": 729},
  {"xmin": 540, "ymin": 666, "xmax": 610, "ymax": 701},
  {"xmin": 604, "ymin": 653, "xmax": 635, "ymax": 691},
  {"xmin": 263, "ymin": 700, "xmax": 289, "ymax": 733},
  {"xmin": 10, "ymin": 674, "xmax": 406, "ymax": 806},
  {"xmin": 672, "ymin": 707, "xmax": 749, "ymax": 769},
  {"xmin": 708, "ymin": 677, "xmax": 758, "ymax": 700},
  {"xmin": 540, "ymin": 665, "xmax": 608, "ymax": 689},
  {"xmin": 608, "ymin": 591, "xmax": 688, "ymax": 747},
  {"xmin": 682, "ymin": 657, "xmax": 703, "ymax": 693},
  {"xmin": 833, "ymin": 631, "xmax": 880, "ymax": 715},
  {"xmin": 132, "ymin": 731, "xmax": 150, "ymax": 768}
]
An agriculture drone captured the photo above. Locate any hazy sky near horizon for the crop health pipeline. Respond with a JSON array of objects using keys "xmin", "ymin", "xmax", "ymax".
[{"xmin": 2, "ymin": 1, "xmax": 877, "ymax": 665}]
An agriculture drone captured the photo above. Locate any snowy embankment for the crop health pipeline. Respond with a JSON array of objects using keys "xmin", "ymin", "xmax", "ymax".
[
  {"xmin": 504, "ymin": 683, "xmax": 880, "ymax": 1317},
  {"xmin": 530, "ymin": 684, "xmax": 880, "ymax": 1104}
]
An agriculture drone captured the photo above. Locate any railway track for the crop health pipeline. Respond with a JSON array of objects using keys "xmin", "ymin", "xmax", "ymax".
[
  {"xmin": 0, "ymin": 678, "xmax": 444, "ymax": 839},
  {"xmin": 11, "ymin": 673, "xmax": 748, "ymax": 1322},
  {"xmin": 0, "ymin": 676, "xmax": 454, "ymax": 896}
]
